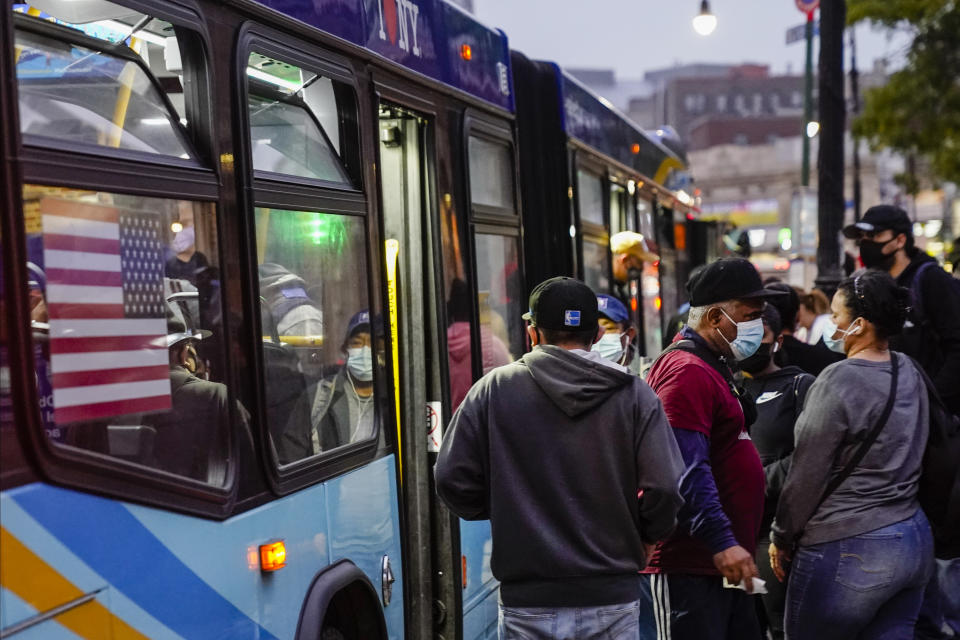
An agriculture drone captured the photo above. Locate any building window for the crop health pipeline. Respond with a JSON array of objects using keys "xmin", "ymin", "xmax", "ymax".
[
  {"xmin": 753, "ymin": 93, "xmax": 763, "ymax": 114},
  {"xmin": 716, "ymin": 94, "xmax": 727, "ymax": 111},
  {"xmin": 734, "ymin": 134, "xmax": 749, "ymax": 146},
  {"xmin": 735, "ymin": 94, "xmax": 746, "ymax": 113},
  {"xmin": 792, "ymin": 91, "xmax": 803, "ymax": 107}
]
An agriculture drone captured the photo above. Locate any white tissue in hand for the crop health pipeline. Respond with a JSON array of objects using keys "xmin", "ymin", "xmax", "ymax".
[{"xmin": 722, "ymin": 577, "xmax": 768, "ymax": 594}]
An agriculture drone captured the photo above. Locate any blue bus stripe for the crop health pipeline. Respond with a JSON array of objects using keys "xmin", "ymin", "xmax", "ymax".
[{"xmin": 13, "ymin": 486, "xmax": 279, "ymax": 640}]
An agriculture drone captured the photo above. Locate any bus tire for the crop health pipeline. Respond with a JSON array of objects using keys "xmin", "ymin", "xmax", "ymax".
[
  {"xmin": 320, "ymin": 627, "xmax": 347, "ymax": 640},
  {"xmin": 294, "ymin": 560, "xmax": 387, "ymax": 640}
]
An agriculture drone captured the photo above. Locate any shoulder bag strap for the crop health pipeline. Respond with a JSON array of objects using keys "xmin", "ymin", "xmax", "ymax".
[{"xmin": 814, "ymin": 354, "xmax": 899, "ymax": 511}]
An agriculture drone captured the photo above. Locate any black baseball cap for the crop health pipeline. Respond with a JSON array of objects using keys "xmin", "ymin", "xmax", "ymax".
[
  {"xmin": 842, "ymin": 205, "xmax": 913, "ymax": 239},
  {"xmin": 687, "ymin": 258, "xmax": 787, "ymax": 306},
  {"xmin": 522, "ymin": 277, "xmax": 599, "ymax": 331}
]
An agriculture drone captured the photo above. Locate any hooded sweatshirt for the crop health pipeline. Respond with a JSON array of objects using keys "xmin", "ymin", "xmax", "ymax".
[{"xmin": 435, "ymin": 345, "xmax": 685, "ymax": 607}]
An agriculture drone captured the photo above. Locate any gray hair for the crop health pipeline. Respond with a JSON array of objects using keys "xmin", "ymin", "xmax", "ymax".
[{"xmin": 687, "ymin": 302, "xmax": 735, "ymax": 329}]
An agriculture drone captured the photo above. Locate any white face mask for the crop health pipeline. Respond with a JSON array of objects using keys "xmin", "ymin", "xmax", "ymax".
[
  {"xmin": 346, "ymin": 346, "xmax": 373, "ymax": 382},
  {"xmin": 716, "ymin": 308, "xmax": 764, "ymax": 361},
  {"xmin": 171, "ymin": 226, "xmax": 195, "ymax": 254},
  {"xmin": 592, "ymin": 332, "xmax": 626, "ymax": 362}
]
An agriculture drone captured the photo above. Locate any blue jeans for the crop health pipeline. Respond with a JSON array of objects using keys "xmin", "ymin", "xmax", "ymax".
[
  {"xmin": 785, "ymin": 509, "xmax": 935, "ymax": 640},
  {"xmin": 498, "ymin": 599, "xmax": 640, "ymax": 640}
]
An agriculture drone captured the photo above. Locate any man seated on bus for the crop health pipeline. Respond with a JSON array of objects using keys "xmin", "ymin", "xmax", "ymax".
[
  {"xmin": 146, "ymin": 310, "xmax": 228, "ymax": 482},
  {"xmin": 593, "ymin": 293, "xmax": 638, "ymax": 372},
  {"xmin": 311, "ymin": 310, "xmax": 377, "ymax": 452}
]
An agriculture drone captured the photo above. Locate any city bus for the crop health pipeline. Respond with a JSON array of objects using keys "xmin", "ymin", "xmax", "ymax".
[
  {"xmin": 511, "ymin": 53, "xmax": 715, "ymax": 358},
  {"xmin": 0, "ymin": 0, "xmax": 701, "ymax": 638},
  {"xmin": 0, "ymin": 0, "xmax": 519, "ymax": 636}
]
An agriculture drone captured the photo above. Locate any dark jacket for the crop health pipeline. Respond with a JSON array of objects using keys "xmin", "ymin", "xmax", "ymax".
[
  {"xmin": 311, "ymin": 369, "xmax": 353, "ymax": 452},
  {"xmin": 147, "ymin": 366, "xmax": 228, "ymax": 480},
  {"xmin": 435, "ymin": 345, "xmax": 684, "ymax": 607},
  {"xmin": 891, "ymin": 253, "xmax": 960, "ymax": 414},
  {"xmin": 743, "ymin": 366, "xmax": 814, "ymax": 536}
]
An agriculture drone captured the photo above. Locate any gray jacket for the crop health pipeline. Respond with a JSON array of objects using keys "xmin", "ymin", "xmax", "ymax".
[
  {"xmin": 435, "ymin": 345, "xmax": 684, "ymax": 607},
  {"xmin": 772, "ymin": 352, "xmax": 929, "ymax": 548}
]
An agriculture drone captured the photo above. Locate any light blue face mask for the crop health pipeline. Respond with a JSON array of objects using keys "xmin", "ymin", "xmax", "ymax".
[
  {"xmin": 716, "ymin": 308, "xmax": 764, "ymax": 361},
  {"xmin": 822, "ymin": 318, "xmax": 861, "ymax": 354},
  {"xmin": 592, "ymin": 332, "xmax": 626, "ymax": 362},
  {"xmin": 346, "ymin": 346, "xmax": 373, "ymax": 382}
]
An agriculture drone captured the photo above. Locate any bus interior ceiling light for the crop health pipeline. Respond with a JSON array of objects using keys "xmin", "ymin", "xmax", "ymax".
[
  {"xmin": 25, "ymin": 0, "xmax": 140, "ymax": 26},
  {"xmin": 693, "ymin": 0, "xmax": 717, "ymax": 36},
  {"xmin": 806, "ymin": 121, "xmax": 820, "ymax": 138},
  {"xmin": 246, "ymin": 66, "xmax": 303, "ymax": 93}
]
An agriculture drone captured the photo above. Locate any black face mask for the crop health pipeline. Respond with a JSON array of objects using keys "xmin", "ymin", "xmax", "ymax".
[
  {"xmin": 859, "ymin": 238, "xmax": 897, "ymax": 271},
  {"xmin": 739, "ymin": 342, "xmax": 774, "ymax": 375}
]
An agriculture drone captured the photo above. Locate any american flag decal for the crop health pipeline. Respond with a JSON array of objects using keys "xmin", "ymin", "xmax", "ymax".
[{"xmin": 41, "ymin": 197, "xmax": 171, "ymax": 425}]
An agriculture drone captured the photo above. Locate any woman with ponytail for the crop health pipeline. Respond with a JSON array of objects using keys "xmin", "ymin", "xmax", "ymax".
[{"xmin": 768, "ymin": 270, "xmax": 934, "ymax": 639}]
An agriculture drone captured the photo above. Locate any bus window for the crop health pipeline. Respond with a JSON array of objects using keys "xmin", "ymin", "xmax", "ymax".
[
  {"xmin": 610, "ymin": 183, "xmax": 627, "ymax": 235},
  {"xmin": 582, "ymin": 239, "xmax": 610, "ymax": 293},
  {"xmin": 467, "ymin": 136, "xmax": 514, "ymax": 213},
  {"xmin": 474, "ymin": 234, "xmax": 524, "ymax": 361},
  {"xmin": 253, "ymin": 208, "xmax": 375, "ymax": 465},
  {"xmin": 577, "ymin": 169, "xmax": 604, "ymax": 226},
  {"xmin": 13, "ymin": 3, "xmax": 200, "ymax": 158},
  {"xmin": 22, "ymin": 185, "xmax": 230, "ymax": 485},
  {"xmin": 247, "ymin": 53, "xmax": 353, "ymax": 187}
]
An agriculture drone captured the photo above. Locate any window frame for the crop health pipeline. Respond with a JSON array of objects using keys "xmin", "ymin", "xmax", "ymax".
[
  {"xmin": 462, "ymin": 113, "xmax": 520, "ymax": 225},
  {"xmin": 235, "ymin": 24, "xmax": 382, "ymax": 496},
  {"xmin": 7, "ymin": 0, "xmax": 241, "ymax": 518},
  {"xmin": 13, "ymin": 11, "xmax": 217, "ymax": 192}
]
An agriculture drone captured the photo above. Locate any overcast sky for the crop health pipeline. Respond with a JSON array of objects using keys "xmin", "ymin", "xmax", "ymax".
[{"xmin": 474, "ymin": 0, "xmax": 910, "ymax": 79}]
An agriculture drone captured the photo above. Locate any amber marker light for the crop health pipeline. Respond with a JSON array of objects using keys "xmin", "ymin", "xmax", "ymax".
[
  {"xmin": 259, "ymin": 540, "xmax": 286, "ymax": 572},
  {"xmin": 460, "ymin": 44, "xmax": 472, "ymax": 61},
  {"xmin": 631, "ymin": 143, "xmax": 641, "ymax": 155}
]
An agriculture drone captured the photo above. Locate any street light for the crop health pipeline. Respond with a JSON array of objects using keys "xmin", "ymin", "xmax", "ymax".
[
  {"xmin": 693, "ymin": 0, "xmax": 717, "ymax": 36},
  {"xmin": 806, "ymin": 121, "xmax": 821, "ymax": 138}
]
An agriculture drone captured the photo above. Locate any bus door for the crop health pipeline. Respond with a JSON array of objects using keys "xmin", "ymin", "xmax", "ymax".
[{"xmin": 376, "ymin": 100, "xmax": 444, "ymax": 640}]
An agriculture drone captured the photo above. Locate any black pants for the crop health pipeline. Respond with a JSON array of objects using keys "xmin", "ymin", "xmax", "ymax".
[
  {"xmin": 756, "ymin": 536, "xmax": 787, "ymax": 639},
  {"xmin": 638, "ymin": 573, "xmax": 763, "ymax": 640}
]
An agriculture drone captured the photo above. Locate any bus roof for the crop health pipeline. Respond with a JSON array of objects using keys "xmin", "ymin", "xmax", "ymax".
[
  {"xmin": 252, "ymin": 0, "xmax": 514, "ymax": 112},
  {"xmin": 555, "ymin": 67, "xmax": 687, "ymax": 188}
]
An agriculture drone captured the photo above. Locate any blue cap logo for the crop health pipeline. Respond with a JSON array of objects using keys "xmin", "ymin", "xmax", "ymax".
[{"xmin": 564, "ymin": 310, "xmax": 581, "ymax": 327}]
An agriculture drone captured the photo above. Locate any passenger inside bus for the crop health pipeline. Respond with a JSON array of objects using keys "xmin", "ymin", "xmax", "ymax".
[
  {"xmin": 311, "ymin": 310, "xmax": 378, "ymax": 452},
  {"xmin": 139, "ymin": 294, "xmax": 230, "ymax": 482},
  {"xmin": 447, "ymin": 279, "xmax": 511, "ymax": 410}
]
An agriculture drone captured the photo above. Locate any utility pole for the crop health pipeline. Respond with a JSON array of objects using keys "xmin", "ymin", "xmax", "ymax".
[
  {"xmin": 801, "ymin": 9, "xmax": 815, "ymax": 186},
  {"xmin": 850, "ymin": 27, "xmax": 862, "ymax": 222},
  {"xmin": 815, "ymin": 0, "xmax": 845, "ymax": 296}
]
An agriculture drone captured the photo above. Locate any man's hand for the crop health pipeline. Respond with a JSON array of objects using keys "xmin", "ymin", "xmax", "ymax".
[{"xmin": 712, "ymin": 545, "xmax": 759, "ymax": 592}]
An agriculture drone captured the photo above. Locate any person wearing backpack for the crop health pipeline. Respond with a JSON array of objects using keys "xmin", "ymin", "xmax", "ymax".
[
  {"xmin": 843, "ymin": 205, "xmax": 960, "ymax": 416},
  {"xmin": 739, "ymin": 305, "xmax": 815, "ymax": 639},
  {"xmin": 769, "ymin": 270, "xmax": 934, "ymax": 639},
  {"xmin": 844, "ymin": 205, "xmax": 960, "ymax": 638}
]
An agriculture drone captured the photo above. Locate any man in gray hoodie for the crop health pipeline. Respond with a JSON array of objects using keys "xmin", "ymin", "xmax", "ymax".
[{"xmin": 435, "ymin": 276, "xmax": 684, "ymax": 640}]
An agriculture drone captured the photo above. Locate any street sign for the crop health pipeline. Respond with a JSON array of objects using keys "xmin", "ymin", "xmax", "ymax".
[
  {"xmin": 786, "ymin": 20, "xmax": 820, "ymax": 45},
  {"xmin": 795, "ymin": 0, "xmax": 819, "ymax": 13}
]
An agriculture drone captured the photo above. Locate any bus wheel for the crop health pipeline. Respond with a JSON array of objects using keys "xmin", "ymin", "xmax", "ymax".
[{"xmin": 320, "ymin": 627, "xmax": 346, "ymax": 640}]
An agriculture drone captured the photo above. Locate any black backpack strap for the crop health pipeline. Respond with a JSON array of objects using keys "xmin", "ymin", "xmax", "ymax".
[
  {"xmin": 814, "ymin": 354, "xmax": 899, "ymax": 512},
  {"xmin": 654, "ymin": 338, "xmax": 758, "ymax": 427}
]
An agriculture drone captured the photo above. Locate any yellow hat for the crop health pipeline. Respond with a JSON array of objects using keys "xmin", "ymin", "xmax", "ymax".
[{"xmin": 610, "ymin": 231, "xmax": 659, "ymax": 262}]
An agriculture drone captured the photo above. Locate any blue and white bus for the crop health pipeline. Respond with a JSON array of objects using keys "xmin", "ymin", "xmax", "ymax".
[
  {"xmin": 0, "ymin": 0, "xmax": 699, "ymax": 637},
  {"xmin": 0, "ymin": 0, "xmax": 521, "ymax": 636}
]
